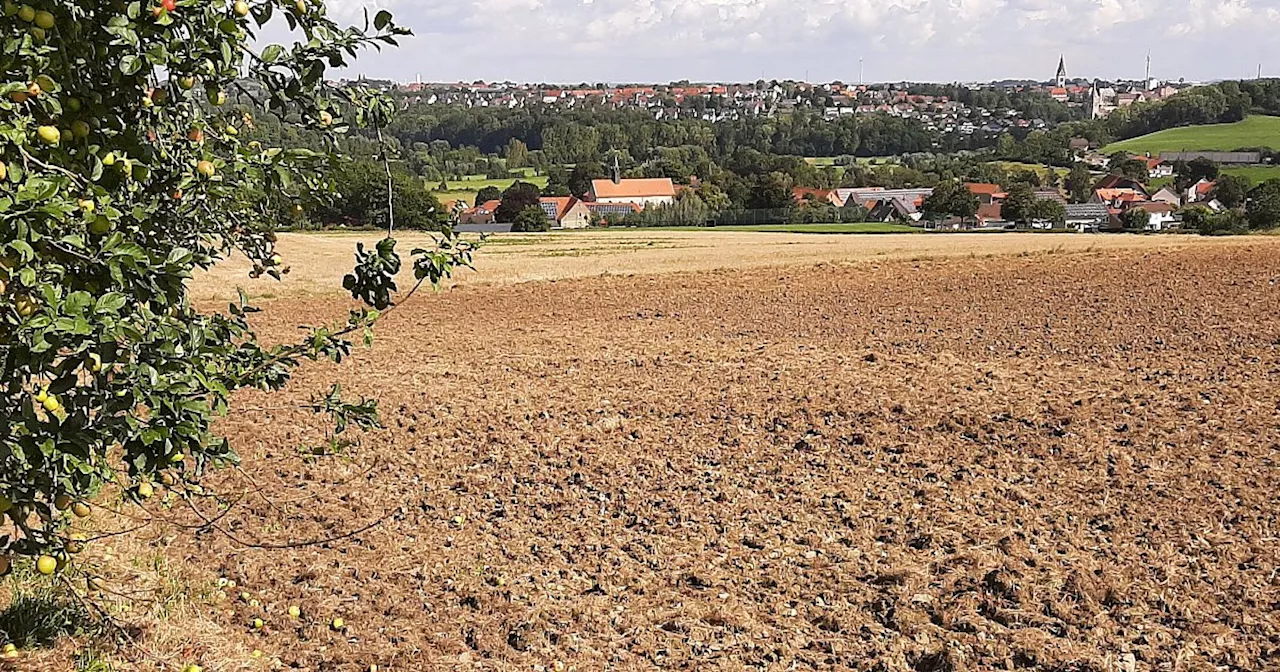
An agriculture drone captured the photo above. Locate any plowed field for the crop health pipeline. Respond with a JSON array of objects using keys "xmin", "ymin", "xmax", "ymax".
[{"xmin": 13, "ymin": 238, "xmax": 1280, "ymax": 671}]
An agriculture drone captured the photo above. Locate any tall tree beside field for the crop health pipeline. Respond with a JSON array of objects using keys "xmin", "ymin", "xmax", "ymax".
[
  {"xmin": 512, "ymin": 205, "xmax": 551, "ymax": 232},
  {"xmin": 1212, "ymin": 175, "xmax": 1250, "ymax": 209},
  {"xmin": 0, "ymin": 1, "xmax": 478, "ymax": 568},
  {"xmin": 505, "ymin": 139, "xmax": 530, "ymax": 169},
  {"xmin": 1001, "ymin": 183, "xmax": 1037, "ymax": 223},
  {"xmin": 1121, "ymin": 208, "xmax": 1151, "ymax": 230},
  {"xmin": 1031, "ymin": 199, "xmax": 1067, "ymax": 226},
  {"xmin": 569, "ymin": 162, "xmax": 606, "ymax": 198},
  {"xmin": 1112, "ymin": 157, "xmax": 1151, "ymax": 183},
  {"xmin": 1066, "ymin": 163, "xmax": 1094, "ymax": 203},
  {"xmin": 496, "ymin": 181, "xmax": 543, "ymax": 222},
  {"xmin": 1246, "ymin": 179, "xmax": 1280, "ymax": 230},
  {"xmin": 922, "ymin": 181, "xmax": 980, "ymax": 223},
  {"xmin": 475, "ymin": 186, "xmax": 503, "ymax": 205}
]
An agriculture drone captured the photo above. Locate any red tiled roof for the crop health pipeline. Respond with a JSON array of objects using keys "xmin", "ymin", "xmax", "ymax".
[
  {"xmin": 792, "ymin": 187, "xmax": 834, "ymax": 202},
  {"xmin": 590, "ymin": 178, "xmax": 676, "ymax": 200},
  {"xmin": 539, "ymin": 196, "xmax": 583, "ymax": 220},
  {"xmin": 1132, "ymin": 201, "xmax": 1174, "ymax": 214},
  {"xmin": 965, "ymin": 183, "xmax": 1002, "ymax": 196}
]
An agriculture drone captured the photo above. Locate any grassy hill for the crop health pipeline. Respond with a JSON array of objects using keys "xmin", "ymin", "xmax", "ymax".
[
  {"xmin": 429, "ymin": 168, "xmax": 548, "ymax": 207},
  {"xmin": 1102, "ymin": 116, "xmax": 1280, "ymax": 155}
]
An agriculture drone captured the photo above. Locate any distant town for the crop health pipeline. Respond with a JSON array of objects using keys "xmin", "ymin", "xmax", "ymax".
[{"xmin": 349, "ymin": 56, "xmax": 1198, "ymax": 134}]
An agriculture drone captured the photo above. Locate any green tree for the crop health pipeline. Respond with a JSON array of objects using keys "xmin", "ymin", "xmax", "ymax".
[
  {"xmin": 1001, "ymin": 183, "xmax": 1037, "ymax": 223},
  {"xmin": 568, "ymin": 161, "xmax": 605, "ymax": 198},
  {"xmin": 495, "ymin": 181, "xmax": 542, "ymax": 222},
  {"xmin": 475, "ymin": 186, "xmax": 502, "ymax": 205},
  {"xmin": 1245, "ymin": 179, "xmax": 1280, "ymax": 229},
  {"xmin": 1030, "ymin": 199, "xmax": 1067, "ymax": 226},
  {"xmin": 921, "ymin": 181, "xmax": 980, "ymax": 223},
  {"xmin": 1187, "ymin": 157, "xmax": 1221, "ymax": 182},
  {"xmin": 505, "ymin": 138, "xmax": 529, "ymax": 169},
  {"xmin": 541, "ymin": 166, "xmax": 571, "ymax": 196},
  {"xmin": 1112, "ymin": 158, "xmax": 1151, "ymax": 183},
  {"xmin": 1121, "ymin": 207, "xmax": 1151, "ymax": 230},
  {"xmin": 0, "ymin": 1, "xmax": 479, "ymax": 567},
  {"xmin": 511, "ymin": 204, "xmax": 550, "ymax": 232},
  {"xmin": 1066, "ymin": 163, "xmax": 1093, "ymax": 203},
  {"xmin": 1211, "ymin": 174, "xmax": 1249, "ymax": 209}
]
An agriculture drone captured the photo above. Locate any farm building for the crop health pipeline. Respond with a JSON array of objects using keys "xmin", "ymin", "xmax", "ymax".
[
  {"xmin": 459, "ymin": 199, "xmax": 502, "ymax": 225},
  {"xmin": 1160, "ymin": 151, "xmax": 1262, "ymax": 165},
  {"xmin": 539, "ymin": 197, "xmax": 592, "ymax": 229},
  {"xmin": 1065, "ymin": 203, "xmax": 1111, "ymax": 231},
  {"xmin": 589, "ymin": 177, "xmax": 676, "ymax": 207}
]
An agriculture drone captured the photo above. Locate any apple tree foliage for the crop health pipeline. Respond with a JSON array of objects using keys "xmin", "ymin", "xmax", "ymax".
[{"xmin": 0, "ymin": 0, "xmax": 477, "ymax": 568}]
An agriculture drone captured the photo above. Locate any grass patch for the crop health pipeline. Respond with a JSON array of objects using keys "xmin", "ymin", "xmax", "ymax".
[
  {"xmin": 1222, "ymin": 165, "xmax": 1280, "ymax": 186},
  {"xmin": 430, "ymin": 172, "xmax": 549, "ymax": 208},
  {"xmin": 0, "ymin": 568, "xmax": 106, "ymax": 650},
  {"xmin": 991, "ymin": 161, "xmax": 1070, "ymax": 179},
  {"xmin": 1102, "ymin": 115, "xmax": 1280, "ymax": 154}
]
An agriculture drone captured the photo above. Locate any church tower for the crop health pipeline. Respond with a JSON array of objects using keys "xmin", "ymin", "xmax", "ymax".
[{"xmin": 1055, "ymin": 55, "xmax": 1067, "ymax": 88}]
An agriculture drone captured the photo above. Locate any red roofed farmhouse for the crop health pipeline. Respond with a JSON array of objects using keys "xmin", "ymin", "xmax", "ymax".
[{"xmin": 589, "ymin": 177, "xmax": 676, "ymax": 207}]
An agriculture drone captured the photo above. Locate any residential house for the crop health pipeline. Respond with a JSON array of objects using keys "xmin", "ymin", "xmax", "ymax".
[
  {"xmin": 589, "ymin": 177, "xmax": 676, "ymax": 207},
  {"xmin": 1150, "ymin": 186, "xmax": 1182, "ymax": 206},
  {"xmin": 1184, "ymin": 178, "xmax": 1216, "ymax": 203},
  {"xmin": 792, "ymin": 187, "xmax": 845, "ymax": 207},
  {"xmin": 1064, "ymin": 203, "xmax": 1110, "ymax": 231},
  {"xmin": 1034, "ymin": 188, "xmax": 1068, "ymax": 206},
  {"xmin": 539, "ymin": 196, "xmax": 592, "ymax": 229},
  {"xmin": 866, "ymin": 197, "xmax": 920, "ymax": 223},
  {"xmin": 834, "ymin": 187, "xmax": 934, "ymax": 207},
  {"xmin": 1092, "ymin": 188, "xmax": 1147, "ymax": 209},
  {"xmin": 1095, "ymin": 174, "xmax": 1148, "ymax": 195},
  {"xmin": 1146, "ymin": 158, "xmax": 1174, "ymax": 179},
  {"xmin": 459, "ymin": 199, "xmax": 502, "ymax": 225},
  {"xmin": 1128, "ymin": 202, "xmax": 1177, "ymax": 231},
  {"xmin": 965, "ymin": 183, "xmax": 1007, "ymax": 205},
  {"xmin": 976, "ymin": 203, "xmax": 1008, "ymax": 228},
  {"xmin": 1081, "ymin": 152, "xmax": 1111, "ymax": 169}
]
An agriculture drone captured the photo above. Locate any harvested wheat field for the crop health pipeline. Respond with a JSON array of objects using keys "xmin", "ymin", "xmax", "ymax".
[
  {"xmin": 8, "ymin": 236, "xmax": 1280, "ymax": 671},
  {"xmin": 191, "ymin": 230, "xmax": 1263, "ymax": 302}
]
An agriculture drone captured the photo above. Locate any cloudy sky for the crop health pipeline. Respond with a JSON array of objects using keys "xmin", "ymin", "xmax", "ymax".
[{"xmin": 321, "ymin": 0, "xmax": 1280, "ymax": 84}]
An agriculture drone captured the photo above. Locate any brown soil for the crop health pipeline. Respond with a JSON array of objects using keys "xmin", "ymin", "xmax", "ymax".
[{"xmin": 13, "ymin": 242, "xmax": 1280, "ymax": 671}]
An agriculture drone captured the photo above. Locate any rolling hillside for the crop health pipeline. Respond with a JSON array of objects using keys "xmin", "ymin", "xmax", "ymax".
[{"xmin": 1102, "ymin": 116, "xmax": 1280, "ymax": 155}]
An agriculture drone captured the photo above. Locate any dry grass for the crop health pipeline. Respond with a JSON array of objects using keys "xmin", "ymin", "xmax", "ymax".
[{"xmin": 191, "ymin": 230, "xmax": 1269, "ymax": 303}]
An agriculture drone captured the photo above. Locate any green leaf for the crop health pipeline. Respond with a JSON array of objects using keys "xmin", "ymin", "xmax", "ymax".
[
  {"xmin": 374, "ymin": 10, "xmax": 392, "ymax": 30},
  {"xmin": 120, "ymin": 55, "xmax": 142, "ymax": 75},
  {"xmin": 96, "ymin": 293, "xmax": 127, "ymax": 315}
]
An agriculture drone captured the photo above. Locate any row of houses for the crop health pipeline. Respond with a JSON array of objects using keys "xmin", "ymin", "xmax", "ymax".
[
  {"xmin": 457, "ymin": 169, "xmax": 1222, "ymax": 231},
  {"xmin": 457, "ymin": 177, "xmax": 677, "ymax": 228},
  {"xmin": 796, "ymin": 174, "xmax": 1221, "ymax": 232}
]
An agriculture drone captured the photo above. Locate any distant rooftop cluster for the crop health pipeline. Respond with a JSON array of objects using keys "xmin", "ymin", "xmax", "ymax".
[{"xmin": 338, "ymin": 58, "xmax": 1198, "ymax": 131}]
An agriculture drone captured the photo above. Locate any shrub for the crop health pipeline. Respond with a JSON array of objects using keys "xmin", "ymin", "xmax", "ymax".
[{"xmin": 512, "ymin": 205, "xmax": 550, "ymax": 232}]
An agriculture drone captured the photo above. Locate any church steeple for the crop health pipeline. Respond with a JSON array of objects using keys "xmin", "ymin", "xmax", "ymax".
[{"xmin": 1055, "ymin": 55, "xmax": 1067, "ymax": 88}]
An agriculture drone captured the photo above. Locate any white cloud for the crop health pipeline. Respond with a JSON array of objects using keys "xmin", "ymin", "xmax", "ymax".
[{"xmin": 323, "ymin": 0, "xmax": 1280, "ymax": 82}]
